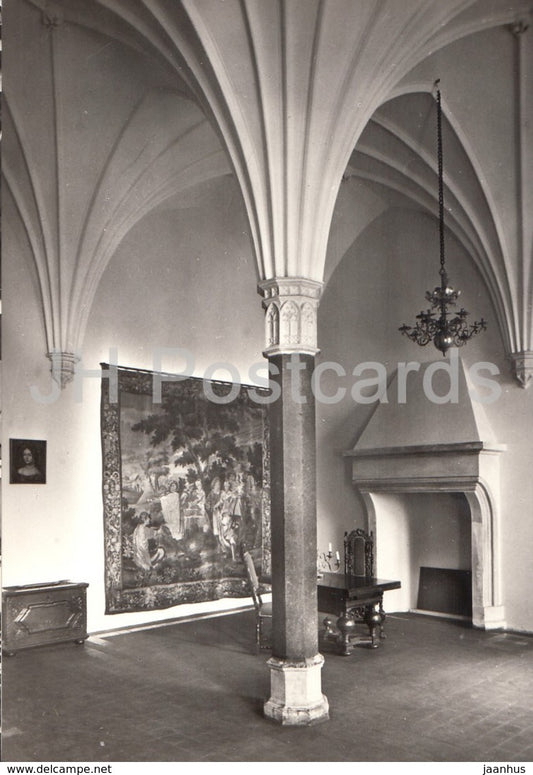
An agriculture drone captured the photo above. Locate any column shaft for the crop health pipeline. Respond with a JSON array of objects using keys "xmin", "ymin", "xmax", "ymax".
[
  {"xmin": 269, "ymin": 353, "xmax": 319, "ymax": 659},
  {"xmin": 264, "ymin": 352, "xmax": 328, "ymax": 724}
]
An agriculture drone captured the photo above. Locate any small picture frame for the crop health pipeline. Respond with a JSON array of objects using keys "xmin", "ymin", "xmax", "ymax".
[{"xmin": 10, "ymin": 439, "xmax": 47, "ymax": 484}]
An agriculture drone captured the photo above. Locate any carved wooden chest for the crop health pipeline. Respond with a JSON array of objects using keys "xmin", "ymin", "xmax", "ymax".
[{"xmin": 2, "ymin": 581, "xmax": 89, "ymax": 655}]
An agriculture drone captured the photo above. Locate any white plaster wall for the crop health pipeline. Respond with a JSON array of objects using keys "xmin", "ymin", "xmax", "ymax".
[
  {"xmin": 318, "ymin": 205, "xmax": 533, "ymax": 632},
  {"xmin": 2, "ymin": 2, "xmax": 266, "ymax": 635},
  {"xmin": 2, "ymin": 174, "xmax": 266, "ymax": 634},
  {"xmin": 3, "ymin": 208, "xmax": 92, "ymax": 587},
  {"xmin": 400, "ymin": 27, "xmax": 520, "ymax": 262},
  {"xmin": 371, "ymin": 494, "xmax": 412, "ymax": 613},
  {"xmin": 372, "ymin": 493, "xmax": 471, "ymax": 614}
]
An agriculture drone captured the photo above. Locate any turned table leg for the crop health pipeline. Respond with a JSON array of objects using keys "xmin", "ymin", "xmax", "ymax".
[
  {"xmin": 379, "ymin": 598, "xmax": 387, "ymax": 639},
  {"xmin": 336, "ymin": 613, "xmax": 357, "ymax": 655},
  {"xmin": 366, "ymin": 604, "xmax": 383, "ymax": 648}
]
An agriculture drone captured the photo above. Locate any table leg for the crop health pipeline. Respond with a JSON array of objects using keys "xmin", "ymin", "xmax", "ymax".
[
  {"xmin": 336, "ymin": 613, "xmax": 357, "ymax": 656},
  {"xmin": 379, "ymin": 599, "xmax": 387, "ymax": 639},
  {"xmin": 366, "ymin": 605, "xmax": 382, "ymax": 648},
  {"xmin": 322, "ymin": 616, "xmax": 336, "ymax": 640}
]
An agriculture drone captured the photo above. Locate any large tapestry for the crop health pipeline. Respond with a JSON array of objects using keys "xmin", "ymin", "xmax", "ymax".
[{"xmin": 101, "ymin": 365, "xmax": 270, "ymax": 614}]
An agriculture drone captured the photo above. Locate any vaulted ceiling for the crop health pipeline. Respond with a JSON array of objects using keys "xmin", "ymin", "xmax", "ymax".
[{"xmin": 4, "ymin": 0, "xmax": 532, "ymax": 381}]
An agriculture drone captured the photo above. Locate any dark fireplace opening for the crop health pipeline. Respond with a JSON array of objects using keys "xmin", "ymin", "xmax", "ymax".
[{"xmin": 417, "ymin": 566, "xmax": 473, "ymax": 618}]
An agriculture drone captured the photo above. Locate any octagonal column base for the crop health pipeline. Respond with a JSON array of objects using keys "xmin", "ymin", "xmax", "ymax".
[{"xmin": 264, "ymin": 654, "xmax": 329, "ymax": 726}]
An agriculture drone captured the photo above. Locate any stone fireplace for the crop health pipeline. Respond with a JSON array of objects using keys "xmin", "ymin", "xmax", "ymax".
[{"xmin": 345, "ymin": 358, "xmax": 506, "ymax": 629}]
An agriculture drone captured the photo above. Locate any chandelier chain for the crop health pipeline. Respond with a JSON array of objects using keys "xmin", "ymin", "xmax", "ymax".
[
  {"xmin": 399, "ymin": 78, "xmax": 487, "ymax": 355},
  {"xmin": 436, "ymin": 83, "xmax": 446, "ymax": 280}
]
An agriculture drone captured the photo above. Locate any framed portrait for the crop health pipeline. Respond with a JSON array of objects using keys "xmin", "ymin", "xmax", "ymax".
[
  {"xmin": 100, "ymin": 364, "xmax": 270, "ymax": 614},
  {"xmin": 10, "ymin": 439, "xmax": 47, "ymax": 484}
]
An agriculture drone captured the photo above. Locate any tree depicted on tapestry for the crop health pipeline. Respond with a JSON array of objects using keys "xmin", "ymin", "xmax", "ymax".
[{"xmin": 101, "ymin": 365, "xmax": 269, "ymax": 613}]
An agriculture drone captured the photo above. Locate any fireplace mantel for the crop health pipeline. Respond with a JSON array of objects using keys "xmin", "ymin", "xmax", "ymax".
[
  {"xmin": 346, "ymin": 440, "xmax": 506, "ymax": 494},
  {"xmin": 345, "ymin": 360, "xmax": 506, "ymax": 630}
]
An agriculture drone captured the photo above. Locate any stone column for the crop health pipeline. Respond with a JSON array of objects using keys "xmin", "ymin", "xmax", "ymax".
[{"xmin": 259, "ymin": 278, "xmax": 329, "ymax": 726}]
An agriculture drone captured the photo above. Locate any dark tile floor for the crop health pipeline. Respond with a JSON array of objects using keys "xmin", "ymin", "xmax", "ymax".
[{"xmin": 2, "ymin": 611, "xmax": 533, "ymax": 762}]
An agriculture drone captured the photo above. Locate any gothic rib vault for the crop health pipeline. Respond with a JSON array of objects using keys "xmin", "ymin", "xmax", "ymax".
[{"xmin": 5, "ymin": 0, "xmax": 533, "ymax": 385}]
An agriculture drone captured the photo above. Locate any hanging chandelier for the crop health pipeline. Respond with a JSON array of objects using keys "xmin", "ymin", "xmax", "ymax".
[{"xmin": 399, "ymin": 80, "xmax": 486, "ymax": 356}]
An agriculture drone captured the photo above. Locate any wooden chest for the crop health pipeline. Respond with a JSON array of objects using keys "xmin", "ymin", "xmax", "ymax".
[{"xmin": 2, "ymin": 581, "xmax": 89, "ymax": 655}]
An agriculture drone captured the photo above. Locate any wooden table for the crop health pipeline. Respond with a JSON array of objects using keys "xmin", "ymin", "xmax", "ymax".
[{"xmin": 317, "ymin": 572, "xmax": 401, "ymax": 655}]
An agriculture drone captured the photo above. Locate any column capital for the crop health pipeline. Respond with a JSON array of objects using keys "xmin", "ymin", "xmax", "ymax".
[
  {"xmin": 46, "ymin": 351, "xmax": 80, "ymax": 389},
  {"xmin": 509, "ymin": 350, "xmax": 533, "ymax": 388},
  {"xmin": 42, "ymin": 2, "xmax": 65, "ymax": 29},
  {"xmin": 509, "ymin": 20, "xmax": 529, "ymax": 37},
  {"xmin": 258, "ymin": 277, "xmax": 323, "ymax": 357}
]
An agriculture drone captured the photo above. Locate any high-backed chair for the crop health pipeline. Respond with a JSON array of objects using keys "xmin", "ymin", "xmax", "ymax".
[
  {"xmin": 344, "ymin": 528, "xmax": 386, "ymax": 645},
  {"xmin": 344, "ymin": 528, "xmax": 374, "ymax": 577},
  {"xmin": 242, "ymin": 550, "xmax": 272, "ymax": 651}
]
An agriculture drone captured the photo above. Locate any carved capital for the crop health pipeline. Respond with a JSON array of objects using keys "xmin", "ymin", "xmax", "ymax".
[
  {"xmin": 42, "ymin": 2, "xmax": 65, "ymax": 29},
  {"xmin": 509, "ymin": 20, "xmax": 529, "ymax": 37},
  {"xmin": 46, "ymin": 351, "xmax": 80, "ymax": 389},
  {"xmin": 509, "ymin": 350, "xmax": 533, "ymax": 388},
  {"xmin": 258, "ymin": 277, "xmax": 323, "ymax": 357}
]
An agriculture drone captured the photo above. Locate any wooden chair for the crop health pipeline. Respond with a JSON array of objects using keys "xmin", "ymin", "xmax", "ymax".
[
  {"xmin": 344, "ymin": 528, "xmax": 386, "ymax": 645},
  {"xmin": 344, "ymin": 528, "xmax": 374, "ymax": 577},
  {"xmin": 242, "ymin": 550, "xmax": 272, "ymax": 651}
]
